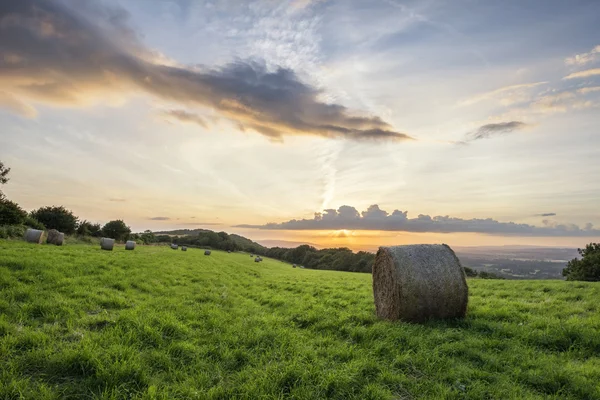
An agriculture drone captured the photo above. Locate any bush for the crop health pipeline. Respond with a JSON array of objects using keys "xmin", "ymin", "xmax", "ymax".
[
  {"xmin": 77, "ymin": 220, "xmax": 102, "ymax": 237},
  {"xmin": 562, "ymin": 243, "xmax": 600, "ymax": 282},
  {"xmin": 31, "ymin": 206, "xmax": 78, "ymax": 234},
  {"xmin": 101, "ymin": 220, "xmax": 131, "ymax": 242},
  {"xmin": 0, "ymin": 196, "xmax": 27, "ymax": 226},
  {"xmin": 23, "ymin": 216, "xmax": 45, "ymax": 230},
  {"xmin": 464, "ymin": 267, "xmax": 478, "ymax": 277},
  {"xmin": 0, "ymin": 224, "xmax": 26, "ymax": 239}
]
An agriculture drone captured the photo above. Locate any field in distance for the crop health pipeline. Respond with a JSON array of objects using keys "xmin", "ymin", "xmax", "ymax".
[{"xmin": 0, "ymin": 240, "xmax": 599, "ymax": 399}]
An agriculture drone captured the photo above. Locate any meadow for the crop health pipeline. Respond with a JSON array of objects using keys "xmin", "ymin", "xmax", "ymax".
[{"xmin": 0, "ymin": 240, "xmax": 599, "ymax": 399}]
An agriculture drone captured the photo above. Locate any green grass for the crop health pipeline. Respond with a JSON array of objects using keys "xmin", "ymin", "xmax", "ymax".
[{"xmin": 0, "ymin": 240, "xmax": 599, "ymax": 399}]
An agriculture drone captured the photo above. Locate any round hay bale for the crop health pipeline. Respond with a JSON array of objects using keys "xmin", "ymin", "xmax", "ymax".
[
  {"xmin": 254, "ymin": 257, "xmax": 260, "ymax": 262},
  {"xmin": 292, "ymin": 264, "xmax": 297, "ymax": 268},
  {"xmin": 227, "ymin": 250, "xmax": 231, "ymax": 253},
  {"xmin": 204, "ymin": 250, "xmax": 211, "ymax": 255},
  {"xmin": 181, "ymin": 246, "xmax": 187, "ymax": 251},
  {"xmin": 46, "ymin": 229, "xmax": 64, "ymax": 246},
  {"xmin": 372, "ymin": 244, "xmax": 468, "ymax": 323},
  {"xmin": 170, "ymin": 244, "xmax": 178, "ymax": 250},
  {"xmin": 24, "ymin": 228, "xmax": 44, "ymax": 244},
  {"xmin": 125, "ymin": 240, "xmax": 136, "ymax": 250},
  {"xmin": 100, "ymin": 238, "xmax": 115, "ymax": 251}
]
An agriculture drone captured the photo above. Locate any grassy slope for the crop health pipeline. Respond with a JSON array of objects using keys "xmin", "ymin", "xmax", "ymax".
[{"xmin": 0, "ymin": 241, "xmax": 599, "ymax": 400}]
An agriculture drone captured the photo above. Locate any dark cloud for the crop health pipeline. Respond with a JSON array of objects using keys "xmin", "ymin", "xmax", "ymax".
[
  {"xmin": 466, "ymin": 121, "xmax": 527, "ymax": 141},
  {"xmin": 536, "ymin": 213, "xmax": 557, "ymax": 217},
  {"xmin": 236, "ymin": 204, "xmax": 600, "ymax": 237},
  {"xmin": 149, "ymin": 217, "xmax": 170, "ymax": 221},
  {"xmin": 0, "ymin": 0, "xmax": 413, "ymax": 142}
]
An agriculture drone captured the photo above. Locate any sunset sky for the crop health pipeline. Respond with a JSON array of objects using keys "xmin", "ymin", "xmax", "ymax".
[{"xmin": 1, "ymin": 0, "xmax": 599, "ymax": 250}]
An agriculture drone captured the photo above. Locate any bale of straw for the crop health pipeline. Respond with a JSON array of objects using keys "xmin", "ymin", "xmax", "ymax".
[
  {"xmin": 125, "ymin": 241, "xmax": 136, "ymax": 250},
  {"xmin": 372, "ymin": 244, "xmax": 468, "ymax": 323},
  {"xmin": 255, "ymin": 257, "xmax": 260, "ymax": 262},
  {"xmin": 46, "ymin": 229, "xmax": 64, "ymax": 246},
  {"xmin": 204, "ymin": 250, "xmax": 211, "ymax": 255},
  {"xmin": 181, "ymin": 246, "xmax": 187, "ymax": 251},
  {"xmin": 170, "ymin": 244, "xmax": 178, "ymax": 250},
  {"xmin": 100, "ymin": 238, "xmax": 115, "ymax": 251},
  {"xmin": 24, "ymin": 228, "xmax": 44, "ymax": 244},
  {"xmin": 292, "ymin": 264, "xmax": 297, "ymax": 268}
]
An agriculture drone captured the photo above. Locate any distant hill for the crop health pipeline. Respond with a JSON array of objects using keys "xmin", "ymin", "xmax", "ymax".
[
  {"xmin": 230, "ymin": 234, "xmax": 268, "ymax": 253},
  {"xmin": 152, "ymin": 228, "xmax": 267, "ymax": 254},
  {"xmin": 153, "ymin": 228, "xmax": 212, "ymax": 236},
  {"xmin": 257, "ymin": 239, "xmax": 321, "ymax": 249}
]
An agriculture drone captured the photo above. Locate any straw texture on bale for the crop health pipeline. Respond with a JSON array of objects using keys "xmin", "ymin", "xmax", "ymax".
[
  {"xmin": 181, "ymin": 246, "xmax": 187, "ymax": 251},
  {"xmin": 372, "ymin": 244, "xmax": 468, "ymax": 323},
  {"xmin": 125, "ymin": 241, "xmax": 136, "ymax": 250},
  {"xmin": 24, "ymin": 229, "xmax": 44, "ymax": 244},
  {"xmin": 170, "ymin": 244, "xmax": 178, "ymax": 250},
  {"xmin": 204, "ymin": 250, "xmax": 211, "ymax": 255},
  {"xmin": 100, "ymin": 238, "xmax": 115, "ymax": 251},
  {"xmin": 46, "ymin": 229, "xmax": 64, "ymax": 246}
]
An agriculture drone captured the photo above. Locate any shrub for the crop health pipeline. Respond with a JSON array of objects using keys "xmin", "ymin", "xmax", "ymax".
[
  {"xmin": 23, "ymin": 216, "xmax": 45, "ymax": 230},
  {"xmin": 30, "ymin": 206, "xmax": 78, "ymax": 234},
  {"xmin": 77, "ymin": 220, "xmax": 103, "ymax": 237},
  {"xmin": 562, "ymin": 243, "xmax": 600, "ymax": 282},
  {"xmin": 0, "ymin": 224, "xmax": 26, "ymax": 239},
  {"xmin": 101, "ymin": 220, "xmax": 131, "ymax": 242},
  {"xmin": 0, "ymin": 196, "xmax": 27, "ymax": 226}
]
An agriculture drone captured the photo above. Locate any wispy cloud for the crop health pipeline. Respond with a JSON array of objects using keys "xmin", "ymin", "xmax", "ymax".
[
  {"xmin": 535, "ymin": 213, "xmax": 556, "ymax": 217},
  {"xmin": 565, "ymin": 45, "xmax": 600, "ymax": 66},
  {"xmin": 465, "ymin": 121, "xmax": 528, "ymax": 142},
  {"xmin": 149, "ymin": 217, "xmax": 170, "ymax": 221},
  {"xmin": 459, "ymin": 82, "xmax": 547, "ymax": 107},
  {"xmin": 236, "ymin": 204, "xmax": 599, "ymax": 237},
  {"xmin": 161, "ymin": 110, "xmax": 208, "ymax": 128},
  {"xmin": 563, "ymin": 68, "xmax": 600, "ymax": 80},
  {"xmin": 108, "ymin": 198, "xmax": 127, "ymax": 202},
  {"xmin": 0, "ymin": 0, "xmax": 411, "ymax": 142}
]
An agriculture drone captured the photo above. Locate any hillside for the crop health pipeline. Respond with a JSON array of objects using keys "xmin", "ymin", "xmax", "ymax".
[{"xmin": 0, "ymin": 240, "xmax": 599, "ymax": 399}]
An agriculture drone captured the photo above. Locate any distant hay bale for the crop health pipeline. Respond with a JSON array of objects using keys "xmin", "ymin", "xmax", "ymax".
[
  {"xmin": 170, "ymin": 244, "xmax": 178, "ymax": 250},
  {"xmin": 46, "ymin": 229, "xmax": 64, "ymax": 246},
  {"xmin": 255, "ymin": 257, "xmax": 260, "ymax": 262},
  {"xmin": 100, "ymin": 238, "xmax": 115, "ymax": 251},
  {"xmin": 293, "ymin": 264, "xmax": 297, "ymax": 268},
  {"xmin": 372, "ymin": 244, "xmax": 468, "ymax": 323},
  {"xmin": 24, "ymin": 228, "xmax": 44, "ymax": 244},
  {"xmin": 250, "ymin": 254, "xmax": 254, "ymax": 257},
  {"xmin": 204, "ymin": 250, "xmax": 211, "ymax": 255},
  {"xmin": 125, "ymin": 241, "xmax": 136, "ymax": 250},
  {"xmin": 227, "ymin": 250, "xmax": 231, "ymax": 253},
  {"xmin": 181, "ymin": 246, "xmax": 187, "ymax": 251}
]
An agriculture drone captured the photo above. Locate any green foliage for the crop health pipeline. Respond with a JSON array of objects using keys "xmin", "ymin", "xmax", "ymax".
[
  {"xmin": 464, "ymin": 267, "xmax": 478, "ymax": 277},
  {"xmin": 0, "ymin": 240, "xmax": 599, "ymax": 399},
  {"xmin": 77, "ymin": 220, "xmax": 102, "ymax": 237},
  {"xmin": 23, "ymin": 215, "xmax": 45, "ymax": 230},
  {"xmin": 563, "ymin": 243, "xmax": 600, "ymax": 282},
  {"xmin": 0, "ymin": 196, "xmax": 27, "ymax": 226},
  {"xmin": 267, "ymin": 245, "xmax": 375, "ymax": 272},
  {"xmin": 0, "ymin": 225, "xmax": 26, "ymax": 239},
  {"xmin": 0, "ymin": 160, "xmax": 9, "ymax": 187},
  {"xmin": 101, "ymin": 219, "xmax": 131, "ymax": 242},
  {"xmin": 139, "ymin": 230, "xmax": 157, "ymax": 244},
  {"xmin": 30, "ymin": 206, "xmax": 78, "ymax": 234}
]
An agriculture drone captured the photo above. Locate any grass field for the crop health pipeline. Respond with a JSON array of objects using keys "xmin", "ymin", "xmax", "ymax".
[{"xmin": 0, "ymin": 240, "xmax": 599, "ymax": 399}]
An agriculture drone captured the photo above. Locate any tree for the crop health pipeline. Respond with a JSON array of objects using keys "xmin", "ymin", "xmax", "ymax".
[
  {"xmin": 31, "ymin": 206, "xmax": 79, "ymax": 234},
  {"xmin": 102, "ymin": 220, "xmax": 131, "ymax": 242},
  {"xmin": 77, "ymin": 220, "xmax": 103, "ymax": 237},
  {"xmin": 0, "ymin": 197, "xmax": 27, "ymax": 225},
  {"xmin": 562, "ymin": 243, "xmax": 600, "ymax": 282},
  {"xmin": 0, "ymin": 160, "xmax": 9, "ymax": 186}
]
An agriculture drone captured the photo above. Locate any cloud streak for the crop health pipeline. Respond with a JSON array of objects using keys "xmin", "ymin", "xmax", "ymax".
[
  {"xmin": 149, "ymin": 217, "xmax": 171, "ymax": 221},
  {"xmin": 563, "ymin": 68, "xmax": 600, "ymax": 80},
  {"xmin": 535, "ymin": 213, "xmax": 556, "ymax": 217},
  {"xmin": 565, "ymin": 45, "xmax": 600, "ymax": 66},
  {"xmin": 236, "ymin": 204, "xmax": 600, "ymax": 237},
  {"xmin": 465, "ymin": 121, "xmax": 527, "ymax": 142},
  {"xmin": 0, "ymin": 0, "xmax": 412, "ymax": 142}
]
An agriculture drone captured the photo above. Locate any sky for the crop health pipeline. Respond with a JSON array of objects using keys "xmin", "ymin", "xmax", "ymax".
[{"xmin": 1, "ymin": 0, "xmax": 599, "ymax": 250}]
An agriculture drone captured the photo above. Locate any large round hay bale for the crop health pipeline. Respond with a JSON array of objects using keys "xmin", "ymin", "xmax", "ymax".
[
  {"xmin": 372, "ymin": 244, "xmax": 468, "ymax": 323},
  {"xmin": 125, "ymin": 240, "xmax": 136, "ymax": 250},
  {"xmin": 46, "ymin": 229, "xmax": 64, "ymax": 246},
  {"xmin": 100, "ymin": 238, "xmax": 115, "ymax": 251},
  {"xmin": 24, "ymin": 228, "xmax": 44, "ymax": 244},
  {"xmin": 181, "ymin": 246, "xmax": 187, "ymax": 251},
  {"xmin": 170, "ymin": 244, "xmax": 178, "ymax": 250},
  {"xmin": 204, "ymin": 250, "xmax": 211, "ymax": 255},
  {"xmin": 255, "ymin": 257, "xmax": 260, "ymax": 263}
]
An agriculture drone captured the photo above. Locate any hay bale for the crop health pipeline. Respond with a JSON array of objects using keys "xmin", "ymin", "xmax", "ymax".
[
  {"xmin": 181, "ymin": 246, "xmax": 187, "ymax": 251},
  {"xmin": 100, "ymin": 238, "xmax": 115, "ymax": 251},
  {"xmin": 46, "ymin": 229, "xmax": 64, "ymax": 246},
  {"xmin": 372, "ymin": 244, "xmax": 468, "ymax": 323},
  {"xmin": 204, "ymin": 250, "xmax": 211, "ymax": 255},
  {"xmin": 227, "ymin": 250, "xmax": 231, "ymax": 253},
  {"xmin": 24, "ymin": 228, "xmax": 44, "ymax": 244},
  {"xmin": 125, "ymin": 240, "xmax": 136, "ymax": 250},
  {"xmin": 170, "ymin": 244, "xmax": 178, "ymax": 250},
  {"xmin": 292, "ymin": 264, "xmax": 297, "ymax": 268},
  {"xmin": 255, "ymin": 257, "xmax": 260, "ymax": 262}
]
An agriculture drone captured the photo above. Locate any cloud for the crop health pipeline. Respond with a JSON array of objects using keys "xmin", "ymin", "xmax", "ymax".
[
  {"xmin": 236, "ymin": 204, "xmax": 600, "ymax": 237},
  {"xmin": 149, "ymin": 217, "xmax": 171, "ymax": 221},
  {"xmin": 161, "ymin": 110, "xmax": 208, "ymax": 128},
  {"xmin": 578, "ymin": 86, "xmax": 600, "ymax": 94},
  {"xmin": 458, "ymin": 82, "xmax": 547, "ymax": 107},
  {"xmin": 563, "ymin": 68, "xmax": 600, "ymax": 80},
  {"xmin": 565, "ymin": 45, "xmax": 600, "ymax": 66},
  {"xmin": 108, "ymin": 198, "xmax": 127, "ymax": 202},
  {"xmin": 0, "ymin": 0, "xmax": 412, "ymax": 142},
  {"xmin": 465, "ymin": 121, "xmax": 527, "ymax": 141},
  {"xmin": 535, "ymin": 213, "xmax": 556, "ymax": 217}
]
